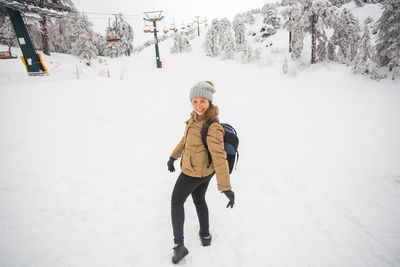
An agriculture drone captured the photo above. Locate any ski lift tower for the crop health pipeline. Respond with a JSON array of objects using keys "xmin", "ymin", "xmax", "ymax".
[
  {"xmin": 143, "ymin": 10, "xmax": 164, "ymax": 68},
  {"xmin": 0, "ymin": 0, "xmax": 72, "ymax": 76}
]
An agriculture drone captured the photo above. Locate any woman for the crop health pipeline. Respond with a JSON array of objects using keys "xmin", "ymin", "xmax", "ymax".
[{"xmin": 167, "ymin": 81, "xmax": 235, "ymax": 264}]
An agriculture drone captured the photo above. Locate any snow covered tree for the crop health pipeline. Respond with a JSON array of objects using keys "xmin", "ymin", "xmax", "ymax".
[
  {"xmin": 104, "ymin": 14, "xmax": 134, "ymax": 58},
  {"xmin": 71, "ymin": 14, "xmax": 98, "ymax": 64},
  {"xmin": 327, "ymin": 0, "xmax": 351, "ymax": 7},
  {"xmin": 116, "ymin": 13, "xmax": 134, "ymax": 56},
  {"xmin": 238, "ymin": 42, "xmax": 254, "ymax": 63},
  {"xmin": 282, "ymin": 57, "xmax": 289, "ymax": 73},
  {"xmin": 327, "ymin": 40, "xmax": 336, "ymax": 60},
  {"xmin": 300, "ymin": 0, "xmax": 335, "ymax": 64},
  {"xmin": 353, "ymin": 20, "xmax": 374, "ymax": 74},
  {"xmin": 244, "ymin": 11, "xmax": 256, "ymax": 25},
  {"xmin": 331, "ymin": 8, "xmax": 360, "ymax": 65},
  {"xmin": 233, "ymin": 15, "xmax": 246, "ymax": 51},
  {"xmin": 375, "ymin": 0, "xmax": 400, "ymax": 71},
  {"xmin": 93, "ymin": 33, "xmax": 107, "ymax": 56},
  {"xmin": 218, "ymin": 18, "xmax": 236, "ymax": 59},
  {"xmin": 0, "ymin": 13, "xmax": 17, "ymax": 47},
  {"xmin": 354, "ymin": 0, "xmax": 365, "ymax": 7},
  {"xmin": 204, "ymin": 19, "xmax": 220, "ymax": 57},
  {"xmin": 317, "ymin": 37, "xmax": 327, "ymax": 61},
  {"xmin": 171, "ymin": 32, "xmax": 191, "ymax": 53},
  {"xmin": 48, "ymin": 17, "xmax": 74, "ymax": 53},
  {"xmin": 282, "ymin": 2, "xmax": 305, "ymax": 60},
  {"xmin": 260, "ymin": 3, "xmax": 281, "ymax": 39},
  {"xmin": 283, "ymin": 0, "xmax": 335, "ymax": 63}
]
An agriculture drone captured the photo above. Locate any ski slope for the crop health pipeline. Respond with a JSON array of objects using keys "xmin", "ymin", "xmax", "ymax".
[{"xmin": 1, "ymin": 28, "xmax": 400, "ymax": 267}]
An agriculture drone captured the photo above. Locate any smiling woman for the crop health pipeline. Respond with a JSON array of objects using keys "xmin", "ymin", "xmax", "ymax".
[{"xmin": 167, "ymin": 80, "xmax": 235, "ymax": 264}]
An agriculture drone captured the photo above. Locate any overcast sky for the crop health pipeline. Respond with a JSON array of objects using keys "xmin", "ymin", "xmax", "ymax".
[{"xmin": 73, "ymin": 0, "xmax": 268, "ymax": 42}]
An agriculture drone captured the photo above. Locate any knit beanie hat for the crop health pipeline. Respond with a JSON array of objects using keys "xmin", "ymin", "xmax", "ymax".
[{"xmin": 189, "ymin": 81, "xmax": 216, "ymax": 102}]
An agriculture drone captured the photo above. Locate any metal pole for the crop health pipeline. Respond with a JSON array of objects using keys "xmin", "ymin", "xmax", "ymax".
[
  {"xmin": 7, "ymin": 7, "xmax": 46, "ymax": 75},
  {"xmin": 196, "ymin": 16, "xmax": 200, "ymax": 36},
  {"xmin": 153, "ymin": 20, "xmax": 161, "ymax": 68}
]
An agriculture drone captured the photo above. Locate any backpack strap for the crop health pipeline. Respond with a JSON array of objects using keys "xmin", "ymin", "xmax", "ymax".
[{"xmin": 201, "ymin": 118, "xmax": 219, "ymax": 168}]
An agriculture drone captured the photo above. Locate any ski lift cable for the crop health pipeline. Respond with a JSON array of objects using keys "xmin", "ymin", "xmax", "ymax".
[{"xmin": 71, "ymin": 10, "xmax": 143, "ymax": 17}]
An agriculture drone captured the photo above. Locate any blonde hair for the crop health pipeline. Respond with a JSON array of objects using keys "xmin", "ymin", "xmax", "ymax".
[{"xmin": 205, "ymin": 81, "xmax": 214, "ymax": 87}]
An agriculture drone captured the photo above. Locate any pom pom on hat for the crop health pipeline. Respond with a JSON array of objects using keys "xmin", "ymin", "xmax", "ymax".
[{"xmin": 189, "ymin": 81, "xmax": 216, "ymax": 102}]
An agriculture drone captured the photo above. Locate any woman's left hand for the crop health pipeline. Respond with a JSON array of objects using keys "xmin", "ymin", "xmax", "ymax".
[{"xmin": 222, "ymin": 190, "xmax": 235, "ymax": 208}]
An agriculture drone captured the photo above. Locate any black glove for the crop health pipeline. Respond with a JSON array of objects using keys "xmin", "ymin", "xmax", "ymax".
[
  {"xmin": 167, "ymin": 157, "xmax": 176, "ymax": 172},
  {"xmin": 222, "ymin": 190, "xmax": 235, "ymax": 208}
]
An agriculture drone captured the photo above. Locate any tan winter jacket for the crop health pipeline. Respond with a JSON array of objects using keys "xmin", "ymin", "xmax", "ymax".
[{"xmin": 171, "ymin": 105, "xmax": 231, "ymax": 191}]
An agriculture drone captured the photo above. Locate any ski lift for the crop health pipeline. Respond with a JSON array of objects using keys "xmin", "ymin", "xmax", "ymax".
[
  {"xmin": 106, "ymin": 14, "xmax": 121, "ymax": 42},
  {"xmin": 163, "ymin": 28, "xmax": 169, "ymax": 34},
  {"xmin": 144, "ymin": 24, "xmax": 151, "ymax": 33}
]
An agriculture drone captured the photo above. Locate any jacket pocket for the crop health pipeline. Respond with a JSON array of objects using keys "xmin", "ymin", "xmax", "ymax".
[
  {"xmin": 191, "ymin": 148, "xmax": 207, "ymax": 171},
  {"xmin": 182, "ymin": 154, "xmax": 195, "ymax": 173}
]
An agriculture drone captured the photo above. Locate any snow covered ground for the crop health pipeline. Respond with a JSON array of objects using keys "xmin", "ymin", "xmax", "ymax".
[{"xmin": 1, "ymin": 27, "xmax": 400, "ymax": 267}]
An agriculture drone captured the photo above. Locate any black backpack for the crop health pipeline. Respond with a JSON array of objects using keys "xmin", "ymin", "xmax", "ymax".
[{"xmin": 201, "ymin": 119, "xmax": 239, "ymax": 174}]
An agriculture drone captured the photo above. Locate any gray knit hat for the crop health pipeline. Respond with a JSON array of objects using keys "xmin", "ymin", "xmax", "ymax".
[{"xmin": 189, "ymin": 81, "xmax": 216, "ymax": 102}]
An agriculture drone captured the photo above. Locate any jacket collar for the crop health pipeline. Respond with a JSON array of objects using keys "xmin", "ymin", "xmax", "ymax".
[{"xmin": 190, "ymin": 105, "xmax": 219, "ymax": 122}]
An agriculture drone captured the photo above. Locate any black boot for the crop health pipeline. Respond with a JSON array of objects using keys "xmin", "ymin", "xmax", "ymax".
[
  {"xmin": 172, "ymin": 243, "xmax": 189, "ymax": 264},
  {"xmin": 199, "ymin": 231, "xmax": 212, "ymax": 246}
]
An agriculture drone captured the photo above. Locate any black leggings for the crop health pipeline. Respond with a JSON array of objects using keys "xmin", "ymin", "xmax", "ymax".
[{"xmin": 171, "ymin": 172, "xmax": 214, "ymax": 244}]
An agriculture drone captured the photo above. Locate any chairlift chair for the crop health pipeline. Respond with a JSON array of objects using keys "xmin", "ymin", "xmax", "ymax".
[
  {"xmin": 169, "ymin": 25, "xmax": 177, "ymax": 32},
  {"xmin": 150, "ymin": 26, "xmax": 159, "ymax": 33},
  {"xmin": 107, "ymin": 35, "xmax": 121, "ymax": 42},
  {"xmin": 0, "ymin": 41, "xmax": 17, "ymax": 59},
  {"xmin": 144, "ymin": 25, "xmax": 151, "ymax": 33},
  {"xmin": 0, "ymin": 50, "xmax": 17, "ymax": 59},
  {"xmin": 106, "ymin": 15, "xmax": 121, "ymax": 42}
]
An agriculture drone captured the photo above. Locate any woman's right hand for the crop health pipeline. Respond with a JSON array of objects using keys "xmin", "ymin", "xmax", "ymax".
[{"xmin": 167, "ymin": 157, "xmax": 176, "ymax": 172}]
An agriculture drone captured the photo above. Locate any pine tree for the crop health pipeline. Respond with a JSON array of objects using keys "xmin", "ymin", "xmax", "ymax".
[
  {"xmin": 331, "ymin": 8, "xmax": 360, "ymax": 65},
  {"xmin": 239, "ymin": 42, "xmax": 253, "ymax": 63},
  {"xmin": 104, "ymin": 14, "xmax": 134, "ymax": 58},
  {"xmin": 327, "ymin": 40, "xmax": 336, "ymax": 60},
  {"xmin": 0, "ymin": 13, "xmax": 17, "ymax": 47},
  {"xmin": 204, "ymin": 19, "xmax": 220, "ymax": 57},
  {"xmin": 48, "ymin": 17, "xmax": 74, "ymax": 53},
  {"xmin": 282, "ymin": 2, "xmax": 304, "ymax": 60},
  {"xmin": 233, "ymin": 15, "xmax": 246, "ymax": 51},
  {"xmin": 171, "ymin": 32, "xmax": 191, "ymax": 53},
  {"xmin": 71, "ymin": 14, "xmax": 98, "ymax": 64},
  {"xmin": 282, "ymin": 57, "xmax": 289, "ymax": 73},
  {"xmin": 317, "ymin": 37, "xmax": 327, "ymax": 61},
  {"xmin": 353, "ymin": 20, "xmax": 374, "ymax": 74},
  {"xmin": 93, "ymin": 33, "xmax": 107, "ymax": 56},
  {"xmin": 282, "ymin": 0, "xmax": 334, "ymax": 63},
  {"xmin": 218, "ymin": 18, "xmax": 236, "ymax": 59},
  {"xmin": 115, "ymin": 13, "xmax": 134, "ymax": 56},
  {"xmin": 375, "ymin": 0, "xmax": 400, "ymax": 71},
  {"xmin": 244, "ymin": 11, "xmax": 256, "ymax": 25},
  {"xmin": 300, "ymin": 0, "xmax": 334, "ymax": 64},
  {"xmin": 260, "ymin": 3, "xmax": 281, "ymax": 39}
]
